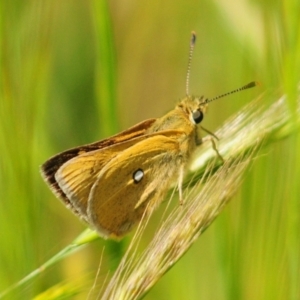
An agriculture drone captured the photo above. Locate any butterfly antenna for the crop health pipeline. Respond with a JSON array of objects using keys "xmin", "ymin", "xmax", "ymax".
[
  {"xmin": 186, "ymin": 31, "xmax": 196, "ymax": 96},
  {"xmin": 203, "ymin": 81, "xmax": 259, "ymax": 104}
]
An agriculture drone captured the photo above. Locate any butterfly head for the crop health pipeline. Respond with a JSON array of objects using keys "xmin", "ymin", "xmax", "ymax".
[{"xmin": 176, "ymin": 96, "xmax": 208, "ymax": 126}]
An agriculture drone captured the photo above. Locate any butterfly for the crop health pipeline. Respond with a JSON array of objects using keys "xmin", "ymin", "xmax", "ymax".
[{"xmin": 40, "ymin": 32, "xmax": 256, "ymax": 239}]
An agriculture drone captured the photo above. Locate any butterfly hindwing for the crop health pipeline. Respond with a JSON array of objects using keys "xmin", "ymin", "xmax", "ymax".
[{"xmin": 86, "ymin": 132, "xmax": 185, "ymax": 239}]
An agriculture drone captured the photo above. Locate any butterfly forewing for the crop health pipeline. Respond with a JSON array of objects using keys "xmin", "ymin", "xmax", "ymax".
[
  {"xmin": 87, "ymin": 132, "xmax": 186, "ymax": 239},
  {"xmin": 41, "ymin": 119, "xmax": 156, "ymax": 217},
  {"xmin": 55, "ymin": 136, "xmax": 155, "ymax": 219}
]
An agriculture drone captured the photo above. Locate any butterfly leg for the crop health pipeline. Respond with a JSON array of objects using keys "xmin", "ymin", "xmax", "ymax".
[
  {"xmin": 202, "ymin": 135, "xmax": 224, "ymax": 163},
  {"xmin": 178, "ymin": 165, "xmax": 184, "ymax": 205},
  {"xmin": 201, "ymin": 126, "xmax": 220, "ymax": 140}
]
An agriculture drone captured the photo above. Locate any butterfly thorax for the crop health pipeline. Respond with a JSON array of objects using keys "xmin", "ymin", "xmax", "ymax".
[{"xmin": 145, "ymin": 96, "xmax": 207, "ymax": 162}]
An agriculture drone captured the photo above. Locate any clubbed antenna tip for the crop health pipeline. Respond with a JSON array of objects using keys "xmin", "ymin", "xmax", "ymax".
[
  {"xmin": 243, "ymin": 81, "xmax": 259, "ymax": 89},
  {"xmin": 190, "ymin": 31, "xmax": 196, "ymax": 46}
]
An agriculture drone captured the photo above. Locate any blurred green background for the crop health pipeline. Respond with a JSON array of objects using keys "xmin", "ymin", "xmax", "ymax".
[{"xmin": 1, "ymin": 0, "xmax": 300, "ymax": 299}]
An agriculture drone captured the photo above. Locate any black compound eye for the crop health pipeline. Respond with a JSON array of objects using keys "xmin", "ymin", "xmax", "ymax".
[{"xmin": 192, "ymin": 110, "xmax": 203, "ymax": 124}]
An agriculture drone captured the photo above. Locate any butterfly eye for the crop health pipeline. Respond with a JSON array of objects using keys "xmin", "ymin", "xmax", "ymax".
[
  {"xmin": 192, "ymin": 110, "xmax": 203, "ymax": 124},
  {"xmin": 133, "ymin": 168, "xmax": 144, "ymax": 183}
]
